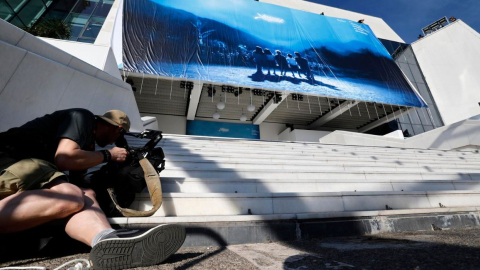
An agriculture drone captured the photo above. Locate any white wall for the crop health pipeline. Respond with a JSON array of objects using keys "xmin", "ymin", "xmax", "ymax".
[
  {"xmin": 259, "ymin": 122, "xmax": 287, "ymax": 140},
  {"xmin": 291, "ymin": 130, "xmax": 332, "ymax": 142},
  {"xmin": 261, "ymin": 0, "xmax": 404, "ymax": 43},
  {"xmin": 384, "ymin": 130, "xmax": 404, "ymax": 139},
  {"xmin": 412, "ymin": 20, "xmax": 480, "ymax": 126},
  {"xmin": 95, "ymin": 0, "xmax": 123, "ymax": 66},
  {"xmin": 141, "ymin": 113, "xmax": 187, "ymax": 135},
  {"xmin": 278, "ymin": 128, "xmax": 292, "ymax": 141},
  {"xmin": 141, "ymin": 116, "xmax": 159, "ymax": 130},
  {"xmin": 39, "ymin": 38, "xmax": 121, "ymax": 79},
  {"xmin": 274, "ymin": 128, "xmax": 332, "ymax": 142},
  {"xmin": 0, "ymin": 20, "xmax": 143, "ymax": 132},
  {"xmin": 319, "ymin": 118, "xmax": 480, "ymax": 150},
  {"xmin": 105, "ymin": 48, "xmax": 121, "ymax": 79}
]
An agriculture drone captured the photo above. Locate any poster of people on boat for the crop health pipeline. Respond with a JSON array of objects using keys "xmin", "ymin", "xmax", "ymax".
[{"xmin": 123, "ymin": 0, "xmax": 427, "ymax": 107}]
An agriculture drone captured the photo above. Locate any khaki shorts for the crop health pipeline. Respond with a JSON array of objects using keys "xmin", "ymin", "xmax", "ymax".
[{"xmin": 0, "ymin": 153, "xmax": 67, "ymax": 200}]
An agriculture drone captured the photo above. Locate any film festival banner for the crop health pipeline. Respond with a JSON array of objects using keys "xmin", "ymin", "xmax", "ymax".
[{"xmin": 123, "ymin": 0, "xmax": 427, "ymax": 107}]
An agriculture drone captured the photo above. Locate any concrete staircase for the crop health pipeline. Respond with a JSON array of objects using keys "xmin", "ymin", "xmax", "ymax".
[
  {"xmin": 114, "ymin": 134, "xmax": 480, "ymax": 245},
  {"xmin": 118, "ymin": 134, "xmax": 480, "ymax": 216}
]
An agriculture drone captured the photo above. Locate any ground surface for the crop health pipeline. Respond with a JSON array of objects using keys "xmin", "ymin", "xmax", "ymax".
[{"xmin": 2, "ymin": 227, "xmax": 480, "ymax": 269}]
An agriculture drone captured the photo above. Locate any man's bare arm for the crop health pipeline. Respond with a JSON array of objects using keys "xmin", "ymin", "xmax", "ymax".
[{"xmin": 55, "ymin": 138, "xmax": 128, "ymax": 171}]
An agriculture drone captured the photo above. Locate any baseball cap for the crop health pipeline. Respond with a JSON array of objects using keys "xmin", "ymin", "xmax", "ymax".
[{"xmin": 97, "ymin": 110, "xmax": 131, "ymax": 132}]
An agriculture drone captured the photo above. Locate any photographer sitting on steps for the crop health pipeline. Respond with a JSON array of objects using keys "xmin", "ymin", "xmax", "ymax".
[{"xmin": 0, "ymin": 108, "xmax": 184, "ymax": 269}]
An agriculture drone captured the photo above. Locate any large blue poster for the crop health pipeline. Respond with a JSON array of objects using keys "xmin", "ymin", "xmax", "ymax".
[{"xmin": 123, "ymin": 0, "xmax": 426, "ymax": 108}]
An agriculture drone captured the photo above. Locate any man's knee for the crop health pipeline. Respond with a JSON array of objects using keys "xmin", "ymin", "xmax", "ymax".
[
  {"xmin": 49, "ymin": 182, "xmax": 85, "ymax": 217},
  {"xmin": 82, "ymin": 188, "xmax": 96, "ymax": 199}
]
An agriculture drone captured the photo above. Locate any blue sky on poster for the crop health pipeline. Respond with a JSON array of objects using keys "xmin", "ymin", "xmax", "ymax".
[
  {"xmin": 153, "ymin": 0, "xmax": 390, "ymax": 57},
  {"xmin": 307, "ymin": 0, "xmax": 480, "ymax": 44}
]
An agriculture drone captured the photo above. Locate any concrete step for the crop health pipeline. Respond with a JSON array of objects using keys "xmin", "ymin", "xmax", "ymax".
[
  {"xmin": 127, "ymin": 135, "xmax": 475, "ymax": 157},
  {"xmin": 164, "ymin": 158, "xmax": 480, "ymax": 169},
  {"xmin": 160, "ymin": 169, "xmax": 479, "ymax": 180},
  {"xmin": 159, "ymin": 177, "xmax": 480, "ymax": 193},
  {"xmin": 127, "ymin": 138, "xmax": 478, "ymax": 167},
  {"xmin": 130, "ymin": 190, "xmax": 480, "ymax": 217},
  {"xmin": 155, "ymin": 136, "xmax": 475, "ymax": 154},
  {"xmin": 160, "ymin": 142, "xmax": 469, "ymax": 153},
  {"xmin": 161, "ymin": 164, "xmax": 480, "ymax": 175},
  {"xmin": 164, "ymin": 163, "xmax": 480, "ymax": 175},
  {"xmin": 158, "ymin": 144, "xmax": 480, "ymax": 158},
  {"xmin": 164, "ymin": 151, "xmax": 480, "ymax": 164},
  {"xmin": 160, "ymin": 151, "xmax": 480, "ymax": 166},
  {"xmin": 107, "ymin": 206, "xmax": 480, "ymax": 247},
  {"xmin": 158, "ymin": 134, "xmax": 459, "ymax": 150},
  {"xmin": 109, "ymin": 206, "xmax": 480, "ymax": 225},
  {"xmin": 157, "ymin": 144, "xmax": 476, "ymax": 159}
]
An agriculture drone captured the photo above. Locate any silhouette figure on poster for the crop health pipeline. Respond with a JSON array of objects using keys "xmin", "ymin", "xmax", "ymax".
[
  {"xmin": 287, "ymin": 53, "xmax": 301, "ymax": 78},
  {"xmin": 263, "ymin": 48, "xmax": 276, "ymax": 75},
  {"xmin": 252, "ymin": 46, "xmax": 266, "ymax": 76},
  {"xmin": 274, "ymin": 50, "xmax": 289, "ymax": 76},
  {"xmin": 294, "ymin": 52, "xmax": 314, "ymax": 81}
]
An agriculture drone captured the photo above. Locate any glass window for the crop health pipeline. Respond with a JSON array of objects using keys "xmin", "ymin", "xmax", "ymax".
[
  {"xmin": 5, "ymin": 0, "xmax": 26, "ymax": 11},
  {"xmin": 9, "ymin": 14, "xmax": 25, "ymax": 27},
  {"xmin": 415, "ymin": 83, "xmax": 432, "ymax": 103},
  {"xmin": 424, "ymin": 125, "xmax": 434, "ymax": 132},
  {"xmin": 395, "ymin": 49, "xmax": 408, "ymax": 63},
  {"xmin": 80, "ymin": 15, "xmax": 104, "ymax": 38},
  {"xmin": 408, "ymin": 110, "xmax": 422, "ymax": 125},
  {"xmin": 392, "ymin": 42, "xmax": 407, "ymax": 55},
  {"xmin": 42, "ymin": 0, "xmax": 53, "ymax": 7},
  {"xmin": 46, "ymin": 10, "xmax": 69, "ymax": 19},
  {"xmin": 404, "ymin": 47, "xmax": 417, "ymax": 65},
  {"xmin": 418, "ymin": 108, "xmax": 432, "ymax": 126},
  {"xmin": 65, "ymin": 13, "xmax": 89, "ymax": 39},
  {"xmin": 409, "ymin": 64, "xmax": 424, "ymax": 83},
  {"xmin": 71, "ymin": 0, "xmax": 99, "ymax": 16},
  {"xmin": 394, "ymin": 52, "xmax": 407, "ymax": 64},
  {"xmin": 92, "ymin": 0, "xmax": 112, "ymax": 17},
  {"xmin": 0, "ymin": 0, "xmax": 14, "ymax": 20},
  {"xmin": 397, "ymin": 62, "xmax": 415, "ymax": 84},
  {"xmin": 17, "ymin": 0, "xmax": 45, "ymax": 26},
  {"xmin": 77, "ymin": 38, "xmax": 95, "ymax": 43},
  {"xmin": 391, "ymin": 43, "xmax": 408, "ymax": 60},
  {"xmin": 412, "ymin": 124, "xmax": 425, "ymax": 135},
  {"xmin": 47, "ymin": 0, "xmax": 77, "ymax": 19},
  {"xmin": 49, "ymin": 0, "xmax": 77, "ymax": 11},
  {"xmin": 395, "ymin": 47, "xmax": 414, "ymax": 64},
  {"xmin": 400, "ymin": 123, "xmax": 414, "ymax": 137},
  {"xmin": 399, "ymin": 110, "xmax": 410, "ymax": 124},
  {"xmin": 380, "ymin": 39, "xmax": 394, "ymax": 55},
  {"xmin": 378, "ymin": 38, "xmax": 408, "ymax": 59},
  {"xmin": 427, "ymin": 108, "xmax": 443, "ymax": 127}
]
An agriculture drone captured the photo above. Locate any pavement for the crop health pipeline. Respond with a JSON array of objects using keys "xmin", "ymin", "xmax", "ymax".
[{"xmin": 2, "ymin": 227, "xmax": 480, "ymax": 269}]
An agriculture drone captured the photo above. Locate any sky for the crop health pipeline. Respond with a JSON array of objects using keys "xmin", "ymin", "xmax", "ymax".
[{"xmin": 307, "ymin": 0, "xmax": 480, "ymax": 44}]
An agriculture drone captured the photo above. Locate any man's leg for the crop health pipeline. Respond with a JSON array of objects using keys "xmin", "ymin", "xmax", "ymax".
[
  {"xmin": 0, "ymin": 179, "xmax": 85, "ymax": 233},
  {"xmin": 0, "ymin": 179, "xmax": 112, "ymax": 247},
  {"xmin": 65, "ymin": 188, "xmax": 112, "ymax": 246}
]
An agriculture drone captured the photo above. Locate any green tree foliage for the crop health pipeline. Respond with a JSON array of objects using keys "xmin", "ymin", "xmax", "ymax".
[{"xmin": 22, "ymin": 17, "xmax": 72, "ymax": 39}]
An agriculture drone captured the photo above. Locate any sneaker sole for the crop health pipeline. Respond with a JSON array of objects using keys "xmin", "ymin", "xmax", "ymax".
[{"xmin": 90, "ymin": 224, "xmax": 185, "ymax": 270}]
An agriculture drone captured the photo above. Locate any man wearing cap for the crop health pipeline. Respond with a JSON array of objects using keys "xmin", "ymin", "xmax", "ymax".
[{"xmin": 0, "ymin": 108, "xmax": 182, "ymax": 269}]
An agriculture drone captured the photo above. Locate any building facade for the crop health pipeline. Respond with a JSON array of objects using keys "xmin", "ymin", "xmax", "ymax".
[
  {"xmin": 0, "ymin": 0, "xmax": 113, "ymax": 42},
  {"xmin": 2, "ymin": 0, "xmax": 478, "ymax": 142}
]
